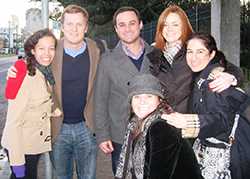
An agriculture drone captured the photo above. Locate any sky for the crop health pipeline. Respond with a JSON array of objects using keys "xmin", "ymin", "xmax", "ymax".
[
  {"xmin": 0, "ymin": 0, "xmax": 249, "ymax": 29},
  {"xmin": 0, "ymin": 0, "xmax": 39, "ymax": 28}
]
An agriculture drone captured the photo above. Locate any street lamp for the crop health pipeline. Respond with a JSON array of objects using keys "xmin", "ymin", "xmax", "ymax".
[
  {"xmin": 41, "ymin": 2, "xmax": 55, "ymax": 178},
  {"xmin": 8, "ymin": 20, "xmax": 11, "ymax": 54}
]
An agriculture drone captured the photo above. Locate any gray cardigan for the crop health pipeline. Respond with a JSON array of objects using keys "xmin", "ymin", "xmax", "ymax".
[{"xmin": 93, "ymin": 40, "xmax": 153, "ymax": 144}]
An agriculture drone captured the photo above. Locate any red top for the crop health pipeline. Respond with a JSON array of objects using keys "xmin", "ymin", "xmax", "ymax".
[{"xmin": 5, "ymin": 60, "xmax": 27, "ymax": 99}]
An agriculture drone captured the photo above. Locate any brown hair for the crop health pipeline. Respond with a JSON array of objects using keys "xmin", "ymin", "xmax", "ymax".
[
  {"xmin": 61, "ymin": 4, "xmax": 89, "ymax": 24},
  {"xmin": 24, "ymin": 28, "xmax": 57, "ymax": 76},
  {"xmin": 155, "ymin": 5, "xmax": 193, "ymax": 50},
  {"xmin": 112, "ymin": 6, "xmax": 141, "ymax": 27}
]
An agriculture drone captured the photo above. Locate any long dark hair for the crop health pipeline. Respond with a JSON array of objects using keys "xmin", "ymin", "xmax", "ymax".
[
  {"xmin": 130, "ymin": 99, "xmax": 174, "ymax": 138},
  {"xmin": 186, "ymin": 32, "xmax": 226, "ymax": 66},
  {"xmin": 24, "ymin": 28, "xmax": 57, "ymax": 76}
]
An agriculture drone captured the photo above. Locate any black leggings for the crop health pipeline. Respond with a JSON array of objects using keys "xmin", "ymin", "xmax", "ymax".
[{"xmin": 7, "ymin": 152, "xmax": 41, "ymax": 179}]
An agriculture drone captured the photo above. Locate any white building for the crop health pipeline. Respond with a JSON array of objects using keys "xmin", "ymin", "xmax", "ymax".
[
  {"xmin": 23, "ymin": 8, "xmax": 43, "ymax": 39},
  {"xmin": 23, "ymin": 1, "xmax": 63, "ymax": 40}
]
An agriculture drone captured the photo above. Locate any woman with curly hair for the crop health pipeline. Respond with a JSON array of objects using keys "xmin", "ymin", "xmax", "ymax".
[{"xmin": 1, "ymin": 28, "xmax": 60, "ymax": 179}]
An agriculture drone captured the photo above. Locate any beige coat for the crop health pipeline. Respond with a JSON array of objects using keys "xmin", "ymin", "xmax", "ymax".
[
  {"xmin": 51, "ymin": 38, "xmax": 100, "ymax": 142},
  {"xmin": 1, "ymin": 70, "xmax": 53, "ymax": 165}
]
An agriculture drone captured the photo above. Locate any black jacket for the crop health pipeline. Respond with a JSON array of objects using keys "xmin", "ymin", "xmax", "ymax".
[
  {"xmin": 190, "ymin": 59, "xmax": 250, "ymax": 179},
  {"xmin": 147, "ymin": 47, "xmax": 193, "ymax": 113},
  {"xmin": 143, "ymin": 119, "xmax": 203, "ymax": 179},
  {"xmin": 147, "ymin": 47, "xmax": 244, "ymax": 114}
]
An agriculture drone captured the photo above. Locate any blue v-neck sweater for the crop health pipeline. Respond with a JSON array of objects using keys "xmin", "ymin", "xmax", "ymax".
[{"xmin": 62, "ymin": 49, "xmax": 90, "ymax": 124}]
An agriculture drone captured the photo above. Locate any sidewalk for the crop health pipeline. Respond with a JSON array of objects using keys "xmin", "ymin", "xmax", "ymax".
[
  {"xmin": 0, "ymin": 146, "xmax": 113, "ymax": 179},
  {"xmin": 0, "ymin": 82, "xmax": 113, "ymax": 179},
  {"xmin": 0, "ymin": 149, "xmax": 11, "ymax": 179}
]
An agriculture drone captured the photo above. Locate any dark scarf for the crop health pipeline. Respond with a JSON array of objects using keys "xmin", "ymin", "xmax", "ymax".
[{"xmin": 35, "ymin": 62, "xmax": 55, "ymax": 86}]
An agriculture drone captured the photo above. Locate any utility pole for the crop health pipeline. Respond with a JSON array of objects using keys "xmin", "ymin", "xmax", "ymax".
[
  {"xmin": 8, "ymin": 20, "xmax": 11, "ymax": 54},
  {"xmin": 42, "ymin": 0, "xmax": 49, "ymax": 28},
  {"xmin": 41, "ymin": 1, "xmax": 53, "ymax": 178},
  {"xmin": 211, "ymin": 0, "xmax": 240, "ymax": 66}
]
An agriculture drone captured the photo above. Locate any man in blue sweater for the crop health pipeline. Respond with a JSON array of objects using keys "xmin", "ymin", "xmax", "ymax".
[
  {"xmin": 50, "ymin": 5, "xmax": 100, "ymax": 179},
  {"xmin": 7, "ymin": 6, "xmax": 100, "ymax": 177}
]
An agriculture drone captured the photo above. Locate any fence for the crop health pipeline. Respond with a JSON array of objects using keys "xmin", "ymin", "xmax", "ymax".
[
  {"xmin": 97, "ymin": 6, "xmax": 250, "ymax": 82},
  {"xmin": 98, "ymin": 7, "xmax": 211, "ymax": 48}
]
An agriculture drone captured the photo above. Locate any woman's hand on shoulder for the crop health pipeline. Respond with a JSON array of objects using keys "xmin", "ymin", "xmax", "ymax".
[
  {"xmin": 162, "ymin": 112, "xmax": 188, "ymax": 129},
  {"xmin": 209, "ymin": 72, "xmax": 237, "ymax": 93},
  {"xmin": 161, "ymin": 113, "xmax": 200, "ymax": 129}
]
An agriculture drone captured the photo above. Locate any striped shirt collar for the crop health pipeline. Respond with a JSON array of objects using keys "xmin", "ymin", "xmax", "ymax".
[{"xmin": 121, "ymin": 38, "xmax": 145, "ymax": 60}]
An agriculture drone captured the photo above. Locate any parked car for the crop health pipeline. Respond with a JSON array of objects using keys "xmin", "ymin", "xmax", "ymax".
[
  {"xmin": 17, "ymin": 48, "xmax": 25, "ymax": 59},
  {"xmin": 0, "ymin": 48, "xmax": 9, "ymax": 54}
]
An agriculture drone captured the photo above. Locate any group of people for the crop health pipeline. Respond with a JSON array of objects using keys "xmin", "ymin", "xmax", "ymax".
[{"xmin": 2, "ymin": 3, "xmax": 250, "ymax": 179}]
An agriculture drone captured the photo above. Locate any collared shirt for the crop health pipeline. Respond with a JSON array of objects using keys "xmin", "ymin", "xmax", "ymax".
[
  {"xmin": 64, "ymin": 41, "xmax": 87, "ymax": 58},
  {"xmin": 121, "ymin": 38, "xmax": 145, "ymax": 60}
]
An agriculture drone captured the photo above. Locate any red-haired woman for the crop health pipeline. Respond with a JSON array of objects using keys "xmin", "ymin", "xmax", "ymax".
[{"xmin": 147, "ymin": 5, "xmax": 243, "ymax": 119}]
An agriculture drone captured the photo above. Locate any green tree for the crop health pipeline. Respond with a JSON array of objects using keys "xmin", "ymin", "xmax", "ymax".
[
  {"xmin": 34, "ymin": 0, "xmax": 206, "ymax": 25},
  {"xmin": 33, "ymin": 0, "xmax": 211, "ymax": 39}
]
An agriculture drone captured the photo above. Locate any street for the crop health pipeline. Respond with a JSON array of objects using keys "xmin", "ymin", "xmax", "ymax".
[
  {"xmin": 0, "ymin": 56, "xmax": 15, "ymax": 179},
  {"xmin": 0, "ymin": 56, "xmax": 14, "ymax": 140},
  {"xmin": 0, "ymin": 56, "xmax": 113, "ymax": 179}
]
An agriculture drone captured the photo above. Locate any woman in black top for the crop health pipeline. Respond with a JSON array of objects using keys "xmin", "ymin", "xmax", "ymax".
[
  {"xmin": 165, "ymin": 33, "xmax": 250, "ymax": 179},
  {"xmin": 115, "ymin": 74, "xmax": 203, "ymax": 179},
  {"xmin": 147, "ymin": 5, "xmax": 243, "ymax": 114}
]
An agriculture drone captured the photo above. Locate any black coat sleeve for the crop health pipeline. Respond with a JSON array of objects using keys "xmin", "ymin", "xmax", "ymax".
[
  {"xmin": 196, "ymin": 83, "xmax": 247, "ymax": 141},
  {"xmin": 144, "ymin": 120, "xmax": 182, "ymax": 179},
  {"xmin": 145, "ymin": 120, "xmax": 203, "ymax": 179},
  {"xmin": 225, "ymin": 60, "xmax": 244, "ymax": 86}
]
